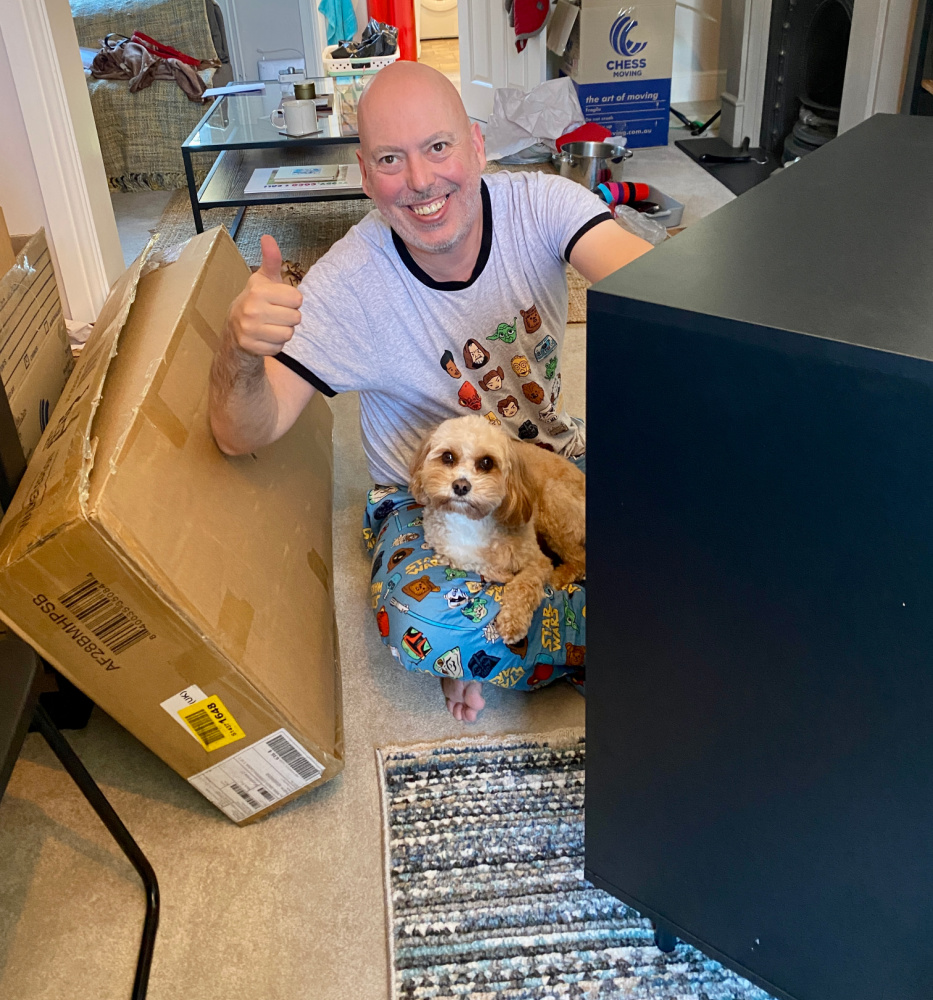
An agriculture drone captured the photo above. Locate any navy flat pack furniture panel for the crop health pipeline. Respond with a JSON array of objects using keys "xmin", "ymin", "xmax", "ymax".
[{"xmin": 585, "ymin": 114, "xmax": 933, "ymax": 1000}]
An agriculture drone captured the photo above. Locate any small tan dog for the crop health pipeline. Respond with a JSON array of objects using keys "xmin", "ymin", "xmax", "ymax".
[{"xmin": 408, "ymin": 415, "xmax": 585, "ymax": 643}]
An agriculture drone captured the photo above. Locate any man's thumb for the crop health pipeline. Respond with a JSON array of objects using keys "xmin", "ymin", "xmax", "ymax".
[{"xmin": 258, "ymin": 235, "xmax": 283, "ymax": 282}]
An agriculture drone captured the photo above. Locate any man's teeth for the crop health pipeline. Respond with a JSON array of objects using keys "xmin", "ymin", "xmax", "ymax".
[{"xmin": 411, "ymin": 197, "xmax": 446, "ymax": 216}]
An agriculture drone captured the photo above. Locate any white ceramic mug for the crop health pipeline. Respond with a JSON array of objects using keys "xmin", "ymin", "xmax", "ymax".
[{"xmin": 271, "ymin": 98, "xmax": 318, "ymax": 137}]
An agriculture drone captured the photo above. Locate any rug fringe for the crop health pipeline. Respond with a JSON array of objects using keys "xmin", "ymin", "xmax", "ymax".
[{"xmin": 377, "ymin": 726, "xmax": 585, "ymax": 759}]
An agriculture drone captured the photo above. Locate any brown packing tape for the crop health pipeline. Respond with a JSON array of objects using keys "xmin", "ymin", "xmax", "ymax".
[
  {"xmin": 218, "ymin": 589, "xmax": 254, "ymax": 661},
  {"xmin": 169, "ymin": 643, "xmax": 227, "ymax": 689},
  {"xmin": 139, "ymin": 393, "xmax": 189, "ymax": 450},
  {"xmin": 191, "ymin": 305, "xmax": 221, "ymax": 351},
  {"xmin": 115, "ymin": 317, "xmax": 214, "ymax": 456},
  {"xmin": 307, "ymin": 548, "xmax": 330, "ymax": 593}
]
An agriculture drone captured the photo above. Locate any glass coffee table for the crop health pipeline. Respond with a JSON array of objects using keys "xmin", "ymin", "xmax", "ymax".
[{"xmin": 181, "ymin": 79, "xmax": 368, "ymax": 237}]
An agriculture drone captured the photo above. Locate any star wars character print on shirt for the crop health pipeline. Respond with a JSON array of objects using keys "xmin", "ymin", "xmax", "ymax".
[{"xmin": 434, "ymin": 297, "xmax": 580, "ymax": 455}]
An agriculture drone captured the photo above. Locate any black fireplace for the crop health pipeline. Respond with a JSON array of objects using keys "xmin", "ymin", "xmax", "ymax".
[{"xmin": 760, "ymin": 0, "xmax": 853, "ymax": 161}]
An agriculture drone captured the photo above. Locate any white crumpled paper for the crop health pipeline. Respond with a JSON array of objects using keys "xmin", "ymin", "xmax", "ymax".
[{"xmin": 483, "ymin": 77, "xmax": 586, "ymax": 162}]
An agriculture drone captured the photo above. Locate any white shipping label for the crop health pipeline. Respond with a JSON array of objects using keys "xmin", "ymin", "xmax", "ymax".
[
  {"xmin": 160, "ymin": 685, "xmax": 209, "ymax": 740},
  {"xmin": 188, "ymin": 729, "xmax": 325, "ymax": 822}
]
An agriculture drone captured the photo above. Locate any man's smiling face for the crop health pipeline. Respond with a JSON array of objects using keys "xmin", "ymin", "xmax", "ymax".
[{"xmin": 356, "ymin": 64, "xmax": 486, "ymax": 256}]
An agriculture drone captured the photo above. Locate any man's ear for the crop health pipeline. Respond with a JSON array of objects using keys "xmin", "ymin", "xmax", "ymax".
[
  {"xmin": 470, "ymin": 121, "xmax": 487, "ymax": 171},
  {"xmin": 407, "ymin": 434, "xmax": 434, "ymax": 504},
  {"xmin": 496, "ymin": 440, "xmax": 533, "ymax": 530},
  {"xmin": 356, "ymin": 148, "xmax": 372, "ymax": 199}
]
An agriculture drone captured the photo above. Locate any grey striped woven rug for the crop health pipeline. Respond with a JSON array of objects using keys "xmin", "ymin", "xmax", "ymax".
[{"xmin": 378, "ymin": 732, "xmax": 775, "ymax": 1000}]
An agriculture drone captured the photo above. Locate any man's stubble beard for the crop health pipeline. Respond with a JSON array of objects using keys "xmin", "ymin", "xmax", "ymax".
[{"xmin": 389, "ymin": 179, "xmax": 483, "ymax": 255}]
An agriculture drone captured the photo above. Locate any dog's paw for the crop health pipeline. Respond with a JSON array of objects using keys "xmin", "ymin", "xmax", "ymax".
[
  {"xmin": 494, "ymin": 603, "xmax": 533, "ymax": 645},
  {"xmin": 550, "ymin": 563, "xmax": 584, "ymax": 591}
]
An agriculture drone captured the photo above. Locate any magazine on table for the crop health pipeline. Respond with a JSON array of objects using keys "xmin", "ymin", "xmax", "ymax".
[
  {"xmin": 244, "ymin": 164, "xmax": 361, "ymax": 195},
  {"xmin": 267, "ymin": 164, "xmax": 341, "ymax": 184}
]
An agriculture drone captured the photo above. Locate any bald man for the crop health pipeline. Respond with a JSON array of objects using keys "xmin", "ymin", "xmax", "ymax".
[{"xmin": 210, "ymin": 62, "xmax": 652, "ymax": 721}]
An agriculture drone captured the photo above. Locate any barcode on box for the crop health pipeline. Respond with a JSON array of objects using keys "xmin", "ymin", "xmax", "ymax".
[
  {"xmin": 230, "ymin": 782, "xmax": 261, "ymax": 810},
  {"xmin": 183, "ymin": 709, "xmax": 225, "ymax": 747},
  {"xmin": 58, "ymin": 574, "xmax": 152, "ymax": 654},
  {"xmin": 267, "ymin": 733, "xmax": 323, "ymax": 783}
]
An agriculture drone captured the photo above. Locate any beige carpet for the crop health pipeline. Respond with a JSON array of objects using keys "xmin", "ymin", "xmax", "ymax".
[{"xmin": 153, "ymin": 183, "xmax": 590, "ymax": 323}]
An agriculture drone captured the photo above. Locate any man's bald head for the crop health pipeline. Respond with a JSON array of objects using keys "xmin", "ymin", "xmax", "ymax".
[
  {"xmin": 354, "ymin": 62, "xmax": 486, "ymax": 261},
  {"xmin": 357, "ymin": 62, "xmax": 471, "ymax": 151}
]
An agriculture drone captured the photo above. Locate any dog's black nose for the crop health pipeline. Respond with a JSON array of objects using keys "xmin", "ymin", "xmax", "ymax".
[{"xmin": 452, "ymin": 479, "xmax": 472, "ymax": 496}]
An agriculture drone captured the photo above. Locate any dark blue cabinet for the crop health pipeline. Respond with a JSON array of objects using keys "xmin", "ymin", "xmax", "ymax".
[{"xmin": 585, "ymin": 114, "xmax": 933, "ymax": 1000}]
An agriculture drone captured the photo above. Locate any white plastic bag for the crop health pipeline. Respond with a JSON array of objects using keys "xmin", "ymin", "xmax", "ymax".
[
  {"xmin": 484, "ymin": 78, "xmax": 585, "ymax": 162},
  {"xmin": 613, "ymin": 204, "xmax": 669, "ymax": 245}
]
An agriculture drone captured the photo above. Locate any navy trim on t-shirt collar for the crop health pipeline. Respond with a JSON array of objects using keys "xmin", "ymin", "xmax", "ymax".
[
  {"xmin": 391, "ymin": 179, "xmax": 493, "ymax": 291},
  {"xmin": 564, "ymin": 211, "xmax": 614, "ymax": 264}
]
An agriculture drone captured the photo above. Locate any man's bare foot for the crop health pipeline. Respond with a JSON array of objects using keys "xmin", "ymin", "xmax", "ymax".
[{"xmin": 441, "ymin": 677, "xmax": 485, "ymax": 722}]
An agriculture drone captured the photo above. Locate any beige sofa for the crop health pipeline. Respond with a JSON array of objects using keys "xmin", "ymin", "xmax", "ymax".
[{"xmin": 71, "ymin": 0, "xmax": 230, "ymax": 190}]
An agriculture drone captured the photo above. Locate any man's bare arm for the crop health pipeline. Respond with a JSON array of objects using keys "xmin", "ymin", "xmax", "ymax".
[
  {"xmin": 209, "ymin": 341, "xmax": 315, "ymax": 455},
  {"xmin": 208, "ymin": 235, "xmax": 314, "ymax": 455},
  {"xmin": 568, "ymin": 217, "xmax": 653, "ymax": 284}
]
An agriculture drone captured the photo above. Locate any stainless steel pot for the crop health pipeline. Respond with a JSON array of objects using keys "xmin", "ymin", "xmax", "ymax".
[{"xmin": 553, "ymin": 141, "xmax": 633, "ymax": 190}]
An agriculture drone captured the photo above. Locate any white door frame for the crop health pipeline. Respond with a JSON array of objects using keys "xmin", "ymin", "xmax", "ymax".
[
  {"xmin": 0, "ymin": 0, "xmax": 123, "ymax": 322},
  {"xmin": 838, "ymin": 0, "xmax": 918, "ymax": 132}
]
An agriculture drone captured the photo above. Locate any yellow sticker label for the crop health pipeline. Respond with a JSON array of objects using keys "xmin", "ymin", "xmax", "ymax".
[{"xmin": 178, "ymin": 696, "xmax": 245, "ymax": 751}]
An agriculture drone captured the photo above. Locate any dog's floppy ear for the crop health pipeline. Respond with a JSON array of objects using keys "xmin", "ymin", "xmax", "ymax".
[
  {"xmin": 407, "ymin": 431, "xmax": 434, "ymax": 504},
  {"xmin": 496, "ymin": 439, "xmax": 533, "ymax": 529}
]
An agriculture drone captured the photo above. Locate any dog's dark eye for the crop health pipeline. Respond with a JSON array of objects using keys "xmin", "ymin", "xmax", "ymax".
[
  {"xmin": 477, "ymin": 456, "xmax": 495, "ymax": 472},
  {"xmin": 441, "ymin": 451, "xmax": 455, "ymax": 465}
]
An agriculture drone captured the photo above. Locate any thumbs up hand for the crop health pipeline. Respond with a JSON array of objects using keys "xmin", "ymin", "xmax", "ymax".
[{"xmin": 227, "ymin": 235, "xmax": 304, "ymax": 356}]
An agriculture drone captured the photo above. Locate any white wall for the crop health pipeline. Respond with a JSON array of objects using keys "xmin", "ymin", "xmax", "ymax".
[
  {"xmin": 671, "ymin": 0, "xmax": 727, "ymax": 103},
  {"xmin": 219, "ymin": 0, "xmax": 306, "ymax": 78}
]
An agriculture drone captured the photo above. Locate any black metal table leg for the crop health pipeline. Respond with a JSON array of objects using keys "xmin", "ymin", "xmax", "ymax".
[
  {"xmin": 32, "ymin": 703, "xmax": 159, "ymax": 1000},
  {"xmin": 182, "ymin": 147, "xmax": 204, "ymax": 234},
  {"xmin": 228, "ymin": 205, "xmax": 247, "ymax": 240}
]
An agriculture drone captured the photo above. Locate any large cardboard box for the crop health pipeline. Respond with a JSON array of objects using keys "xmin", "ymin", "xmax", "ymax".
[
  {"xmin": 0, "ymin": 229, "xmax": 75, "ymax": 459},
  {"xmin": 0, "ymin": 208, "xmax": 14, "ymax": 276},
  {"xmin": 0, "ymin": 227, "xmax": 343, "ymax": 824},
  {"xmin": 561, "ymin": 0, "xmax": 676, "ymax": 148}
]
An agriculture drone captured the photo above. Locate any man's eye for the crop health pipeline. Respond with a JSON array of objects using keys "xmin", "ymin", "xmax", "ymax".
[
  {"xmin": 442, "ymin": 451, "xmax": 455, "ymax": 465},
  {"xmin": 380, "ymin": 155, "xmax": 396, "ymax": 165},
  {"xmin": 477, "ymin": 456, "xmax": 494, "ymax": 472},
  {"xmin": 432, "ymin": 142, "xmax": 447, "ymax": 153}
]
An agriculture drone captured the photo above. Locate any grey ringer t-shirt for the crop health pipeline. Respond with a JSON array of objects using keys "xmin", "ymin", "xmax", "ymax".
[{"xmin": 278, "ymin": 170, "xmax": 611, "ymax": 485}]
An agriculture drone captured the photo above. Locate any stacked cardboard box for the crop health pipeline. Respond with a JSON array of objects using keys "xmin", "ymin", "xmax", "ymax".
[
  {"xmin": 0, "ymin": 218, "xmax": 74, "ymax": 460},
  {"xmin": 559, "ymin": 0, "xmax": 677, "ymax": 148},
  {"xmin": 0, "ymin": 227, "xmax": 343, "ymax": 824},
  {"xmin": 0, "ymin": 208, "xmax": 15, "ymax": 276}
]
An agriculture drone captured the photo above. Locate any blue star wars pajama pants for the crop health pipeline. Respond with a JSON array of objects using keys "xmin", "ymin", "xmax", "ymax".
[{"xmin": 362, "ymin": 458, "xmax": 586, "ymax": 693}]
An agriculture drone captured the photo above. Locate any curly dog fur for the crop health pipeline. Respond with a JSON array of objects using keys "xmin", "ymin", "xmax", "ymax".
[{"xmin": 408, "ymin": 415, "xmax": 585, "ymax": 643}]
